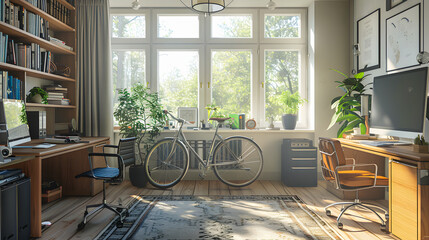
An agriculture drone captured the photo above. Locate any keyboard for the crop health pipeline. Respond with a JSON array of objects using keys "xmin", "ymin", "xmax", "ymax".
[{"xmin": 358, "ymin": 140, "xmax": 411, "ymax": 147}]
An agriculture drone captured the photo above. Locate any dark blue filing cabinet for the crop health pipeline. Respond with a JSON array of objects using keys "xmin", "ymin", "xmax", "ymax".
[{"xmin": 281, "ymin": 139, "xmax": 317, "ymax": 187}]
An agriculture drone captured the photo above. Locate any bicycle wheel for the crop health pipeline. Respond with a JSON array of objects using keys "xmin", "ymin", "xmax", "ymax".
[
  {"xmin": 145, "ymin": 139, "xmax": 189, "ymax": 189},
  {"xmin": 213, "ymin": 136, "xmax": 263, "ymax": 187}
]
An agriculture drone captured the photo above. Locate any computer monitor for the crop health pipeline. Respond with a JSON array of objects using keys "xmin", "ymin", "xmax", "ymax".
[
  {"xmin": 370, "ymin": 67, "xmax": 428, "ymax": 139},
  {"xmin": 0, "ymin": 99, "xmax": 31, "ymax": 147}
]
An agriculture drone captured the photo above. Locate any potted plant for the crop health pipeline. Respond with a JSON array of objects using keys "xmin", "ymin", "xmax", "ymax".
[
  {"xmin": 327, "ymin": 70, "xmax": 371, "ymax": 137},
  {"xmin": 413, "ymin": 135, "xmax": 428, "ymax": 153},
  {"xmin": 113, "ymin": 83, "xmax": 167, "ymax": 187},
  {"xmin": 279, "ymin": 91, "xmax": 306, "ymax": 130},
  {"xmin": 26, "ymin": 87, "xmax": 48, "ymax": 104}
]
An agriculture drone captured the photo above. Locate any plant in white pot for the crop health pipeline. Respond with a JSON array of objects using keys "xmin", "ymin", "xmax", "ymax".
[
  {"xmin": 113, "ymin": 83, "xmax": 167, "ymax": 188},
  {"xmin": 279, "ymin": 91, "xmax": 306, "ymax": 130}
]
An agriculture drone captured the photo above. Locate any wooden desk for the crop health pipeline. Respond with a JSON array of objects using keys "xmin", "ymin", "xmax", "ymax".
[
  {"xmin": 0, "ymin": 137, "xmax": 109, "ymax": 238},
  {"xmin": 337, "ymin": 139, "xmax": 429, "ymax": 240}
]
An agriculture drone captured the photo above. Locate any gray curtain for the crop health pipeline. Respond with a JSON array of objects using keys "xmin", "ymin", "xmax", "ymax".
[{"xmin": 77, "ymin": 0, "xmax": 113, "ymax": 138}]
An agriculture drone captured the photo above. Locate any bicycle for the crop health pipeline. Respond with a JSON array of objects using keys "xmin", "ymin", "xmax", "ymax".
[{"xmin": 144, "ymin": 110, "xmax": 263, "ymax": 189}]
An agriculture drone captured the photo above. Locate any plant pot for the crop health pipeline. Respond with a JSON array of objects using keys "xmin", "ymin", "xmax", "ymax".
[
  {"xmin": 413, "ymin": 144, "xmax": 428, "ymax": 153},
  {"xmin": 29, "ymin": 94, "xmax": 43, "ymax": 103},
  {"xmin": 282, "ymin": 114, "xmax": 297, "ymax": 130},
  {"xmin": 129, "ymin": 165, "xmax": 148, "ymax": 188}
]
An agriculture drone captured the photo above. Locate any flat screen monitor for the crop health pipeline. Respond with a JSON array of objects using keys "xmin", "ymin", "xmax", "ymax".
[
  {"xmin": 370, "ymin": 67, "xmax": 428, "ymax": 139},
  {"xmin": 0, "ymin": 99, "xmax": 31, "ymax": 147}
]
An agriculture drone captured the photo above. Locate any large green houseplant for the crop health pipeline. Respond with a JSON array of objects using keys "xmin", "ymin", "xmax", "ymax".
[
  {"xmin": 279, "ymin": 91, "xmax": 307, "ymax": 130},
  {"xmin": 327, "ymin": 70, "xmax": 371, "ymax": 137},
  {"xmin": 113, "ymin": 83, "xmax": 167, "ymax": 187}
]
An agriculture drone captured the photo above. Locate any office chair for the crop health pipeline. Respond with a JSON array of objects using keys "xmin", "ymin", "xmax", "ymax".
[
  {"xmin": 319, "ymin": 137, "xmax": 388, "ymax": 231},
  {"xmin": 76, "ymin": 137, "xmax": 137, "ymax": 230}
]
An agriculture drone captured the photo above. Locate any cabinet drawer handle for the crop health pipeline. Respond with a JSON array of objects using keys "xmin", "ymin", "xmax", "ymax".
[
  {"xmin": 291, "ymin": 158, "xmax": 316, "ymax": 161},
  {"xmin": 291, "ymin": 149, "xmax": 316, "ymax": 152},
  {"xmin": 291, "ymin": 167, "xmax": 316, "ymax": 170}
]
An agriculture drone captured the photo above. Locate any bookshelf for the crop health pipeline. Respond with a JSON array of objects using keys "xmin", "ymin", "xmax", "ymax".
[{"xmin": 0, "ymin": 0, "xmax": 76, "ymax": 135}]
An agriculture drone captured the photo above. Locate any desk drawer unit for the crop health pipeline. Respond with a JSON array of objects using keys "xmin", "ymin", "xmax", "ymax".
[{"xmin": 281, "ymin": 139, "xmax": 317, "ymax": 187}]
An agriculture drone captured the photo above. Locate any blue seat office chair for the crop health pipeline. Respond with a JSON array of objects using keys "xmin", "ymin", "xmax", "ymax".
[{"xmin": 76, "ymin": 137, "xmax": 137, "ymax": 230}]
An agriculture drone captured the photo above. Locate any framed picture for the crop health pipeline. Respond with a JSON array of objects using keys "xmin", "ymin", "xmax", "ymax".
[
  {"xmin": 386, "ymin": 4, "xmax": 421, "ymax": 72},
  {"xmin": 357, "ymin": 9, "xmax": 380, "ymax": 72},
  {"xmin": 177, "ymin": 107, "xmax": 198, "ymax": 128},
  {"xmin": 386, "ymin": 0, "xmax": 407, "ymax": 11}
]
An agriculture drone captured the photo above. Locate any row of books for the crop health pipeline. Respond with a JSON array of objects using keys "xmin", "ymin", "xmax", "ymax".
[
  {"xmin": 25, "ymin": 0, "xmax": 73, "ymax": 26},
  {"xmin": 50, "ymin": 36, "xmax": 72, "ymax": 51},
  {"xmin": 45, "ymin": 85, "xmax": 69, "ymax": 105},
  {"xmin": 0, "ymin": 32, "xmax": 52, "ymax": 72},
  {"xmin": 0, "ymin": 71, "xmax": 22, "ymax": 99},
  {"xmin": 1, "ymin": 0, "xmax": 50, "ymax": 40}
]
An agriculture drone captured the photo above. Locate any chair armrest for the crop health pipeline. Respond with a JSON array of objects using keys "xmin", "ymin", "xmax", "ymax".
[
  {"xmin": 335, "ymin": 163, "xmax": 378, "ymax": 188},
  {"xmin": 345, "ymin": 158, "xmax": 355, "ymax": 165}
]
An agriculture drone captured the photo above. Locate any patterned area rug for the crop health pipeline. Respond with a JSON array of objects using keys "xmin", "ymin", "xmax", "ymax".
[{"xmin": 96, "ymin": 195, "xmax": 342, "ymax": 240}]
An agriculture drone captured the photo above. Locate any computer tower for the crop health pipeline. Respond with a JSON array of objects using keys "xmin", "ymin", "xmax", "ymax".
[
  {"xmin": 16, "ymin": 178, "xmax": 30, "ymax": 240},
  {"xmin": 1, "ymin": 183, "xmax": 17, "ymax": 240},
  {"xmin": 27, "ymin": 111, "xmax": 46, "ymax": 139}
]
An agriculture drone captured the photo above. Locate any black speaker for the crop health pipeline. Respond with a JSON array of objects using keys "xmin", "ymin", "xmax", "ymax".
[
  {"xmin": 27, "ymin": 111, "xmax": 46, "ymax": 139},
  {"xmin": 16, "ymin": 178, "xmax": 30, "ymax": 240},
  {"xmin": 1, "ymin": 183, "xmax": 17, "ymax": 240}
]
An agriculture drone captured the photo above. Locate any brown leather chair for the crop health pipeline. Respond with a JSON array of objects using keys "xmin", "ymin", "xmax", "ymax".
[{"xmin": 319, "ymin": 137, "xmax": 388, "ymax": 230}]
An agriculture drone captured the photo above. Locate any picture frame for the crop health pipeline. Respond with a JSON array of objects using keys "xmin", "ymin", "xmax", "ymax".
[
  {"xmin": 357, "ymin": 9, "xmax": 380, "ymax": 72},
  {"xmin": 386, "ymin": 0, "xmax": 407, "ymax": 11},
  {"xmin": 386, "ymin": 4, "xmax": 421, "ymax": 72},
  {"xmin": 177, "ymin": 107, "xmax": 198, "ymax": 128}
]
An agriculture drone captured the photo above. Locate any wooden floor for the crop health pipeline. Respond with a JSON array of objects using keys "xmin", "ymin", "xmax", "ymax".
[{"xmin": 40, "ymin": 180, "xmax": 396, "ymax": 240}]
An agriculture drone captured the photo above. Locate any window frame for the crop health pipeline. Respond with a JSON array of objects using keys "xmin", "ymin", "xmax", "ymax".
[{"xmin": 110, "ymin": 9, "xmax": 150, "ymax": 44}]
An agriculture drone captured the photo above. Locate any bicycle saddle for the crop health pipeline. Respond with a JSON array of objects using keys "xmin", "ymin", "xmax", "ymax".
[{"xmin": 209, "ymin": 117, "xmax": 231, "ymax": 122}]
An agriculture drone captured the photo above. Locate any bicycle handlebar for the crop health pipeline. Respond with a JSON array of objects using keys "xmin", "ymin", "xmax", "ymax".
[{"xmin": 163, "ymin": 110, "xmax": 187, "ymax": 124}]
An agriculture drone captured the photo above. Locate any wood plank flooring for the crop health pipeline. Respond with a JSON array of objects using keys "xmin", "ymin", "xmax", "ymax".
[{"xmin": 40, "ymin": 180, "xmax": 395, "ymax": 240}]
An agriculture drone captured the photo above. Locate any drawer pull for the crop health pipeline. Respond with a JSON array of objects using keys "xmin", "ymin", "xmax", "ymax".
[
  {"xmin": 291, "ymin": 158, "xmax": 316, "ymax": 161},
  {"xmin": 291, "ymin": 149, "xmax": 317, "ymax": 152},
  {"xmin": 291, "ymin": 167, "xmax": 316, "ymax": 170}
]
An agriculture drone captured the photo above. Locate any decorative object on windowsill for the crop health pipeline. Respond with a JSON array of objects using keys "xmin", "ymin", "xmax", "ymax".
[
  {"xmin": 113, "ymin": 83, "xmax": 167, "ymax": 187},
  {"xmin": 26, "ymin": 87, "xmax": 48, "ymax": 104},
  {"xmin": 265, "ymin": 116, "xmax": 280, "ymax": 130},
  {"xmin": 266, "ymin": 0, "xmax": 276, "ymax": 11},
  {"xmin": 131, "ymin": 0, "xmax": 142, "ymax": 10},
  {"xmin": 246, "ymin": 119, "xmax": 257, "ymax": 130},
  {"xmin": 413, "ymin": 135, "xmax": 428, "ymax": 153},
  {"xmin": 180, "ymin": 0, "xmax": 234, "ymax": 15},
  {"xmin": 279, "ymin": 91, "xmax": 307, "ymax": 130},
  {"xmin": 417, "ymin": 51, "xmax": 429, "ymax": 64},
  {"xmin": 327, "ymin": 69, "xmax": 371, "ymax": 138}
]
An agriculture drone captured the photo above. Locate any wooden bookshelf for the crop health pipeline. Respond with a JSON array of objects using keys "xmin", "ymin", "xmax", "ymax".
[
  {"xmin": 57, "ymin": 0, "xmax": 75, "ymax": 11},
  {"xmin": 0, "ymin": 62, "xmax": 75, "ymax": 82},
  {"xmin": 9, "ymin": 0, "xmax": 75, "ymax": 32},
  {"xmin": 0, "ymin": 22, "xmax": 75, "ymax": 55},
  {"xmin": 26, "ymin": 103, "xmax": 76, "ymax": 108}
]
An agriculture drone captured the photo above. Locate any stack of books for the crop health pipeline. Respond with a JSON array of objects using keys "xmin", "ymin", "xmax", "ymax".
[
  {"xmin": 50, "ymin": 37, "xmax": 73, "ymax": 51},
  {"xmin": 45, "ymin": 85, "xmax": 69, "ymax": 105}
]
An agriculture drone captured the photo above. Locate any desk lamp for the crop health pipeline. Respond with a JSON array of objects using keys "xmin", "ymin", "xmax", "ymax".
[{"xmin": 361, "ymin": 95, "xmax": 370, "ymax": 135}]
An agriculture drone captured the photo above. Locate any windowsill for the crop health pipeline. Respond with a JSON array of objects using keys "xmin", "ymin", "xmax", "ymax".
[{"xmin": 113, "ymin": 128, "xmax": 315, "ymax": 133}]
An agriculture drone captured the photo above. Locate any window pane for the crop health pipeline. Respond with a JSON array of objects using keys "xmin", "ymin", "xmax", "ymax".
[
  {"xmin": 158, "ymin": 51, "xmax": 199, "ymax": 112},
  {"xmin": 211, "ymin": 15, "xmax": 252, "ymax": 38},
  {"xmin": 211, "ymin": 50, "xmax": 251, "ymax": 117},
  {"xmin": 158, "ymin": 15, "xmax": 199, "ymax": 38},
  {"xmin": 264, "ymin": 14, "xmax": 300, "ymax": 38},
  {"xmin": 112, "ymin": 50, "xmax": 146, "ymax": 122},
  {"xmin": 112, "ymin": 15, "xmax": 145, "ymax": 38},
  {"xmin": 265, "ymin": 50, "xmax": 300, "ymax": 121}
]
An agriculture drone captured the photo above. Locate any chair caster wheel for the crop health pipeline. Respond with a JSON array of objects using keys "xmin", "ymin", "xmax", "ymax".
[
  {"xmin": 77, "ymin": 222, "xmax": 85, "ymax": 230},
  {"xmin": 326, "ymin": 210, "xmax": 331, "ymax": 216},
  {"xmin": 116, "ymin": 221, "xmax": 124, "ymax": 228},
  {"xmin": 337, "ymin": 222, "xmax": 343, "ymax": 230},
  {"xmin": 385, "ymin": 213, "xmax": 389, "ymax": 220},
  {"xmin": 381, "ymin": 224, "xmax": 387, "ymax": 231}
]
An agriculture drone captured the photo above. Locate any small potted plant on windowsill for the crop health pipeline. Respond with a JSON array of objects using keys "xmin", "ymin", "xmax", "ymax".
[
  {"xmin": 279, "ymin": 91, "xmax": 307, "ymax": 130},
  {"xmin": 413, "ymin": 135, "xmax": 428, "ymax": 153}
]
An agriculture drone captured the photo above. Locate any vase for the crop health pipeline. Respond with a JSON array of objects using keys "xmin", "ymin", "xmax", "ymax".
[
  {"xmin": 129, "ymin": 165, "xmax": 148, "ymax": 188},
  {"xmin": 282, "ymin": 114, "xmax": 297, "ymax": 130}
]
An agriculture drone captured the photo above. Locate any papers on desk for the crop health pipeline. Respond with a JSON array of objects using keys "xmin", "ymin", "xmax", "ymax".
[
  {"xmin": 12, "ymin": 143, "xmax": 56, "ymax": 149},
  {"xmin": 358, "ymin": 140, "xmax": 411, "ymax": 147}
]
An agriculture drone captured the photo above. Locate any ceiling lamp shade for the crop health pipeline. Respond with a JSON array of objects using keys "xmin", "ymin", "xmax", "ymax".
[{"xmin": 191, "ymin": 0, "xmax": 225, "ymax": 14}]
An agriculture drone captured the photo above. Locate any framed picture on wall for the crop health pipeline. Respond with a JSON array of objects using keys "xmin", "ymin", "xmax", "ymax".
[
  {"xmin": 177, "ymin": 107, "xmax": 198, "ymax": 128},
  {"xmin": 386, "ymin": 0, "xmax": 407, "ymax": 11},
  {"xmin": 357, "ymin": 9, "xmax": 380, "ymax": 72},
  {"xmin": 386, "ymin": 3, "xmax": 421, "ymax": 72}
]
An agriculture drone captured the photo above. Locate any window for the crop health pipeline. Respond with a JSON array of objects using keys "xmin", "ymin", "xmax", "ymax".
[
  {"xmin": 157, "ymin": 50, "xmax": 199, "ymax": 112},
  {"xmin": 112, "ymin": 15, "xmax": 146, "ymax": 38},
  {"xmin": 211, "ymin": 15, "xmax": 253, "ymax": 38},
  {"xmin": 111, "ymin": 8, "xmax": 309, "ymax": 128},
  {"xmin": 211, "ymin": 50, "xmax": 252, "ymax": 116},
  {"xmin": 158, "ymin": 15, "xmax": 199, "ymax": 38},
  {"xmin": 264, "ymin": 14, "xmax": 301, "ymax": 39}
]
